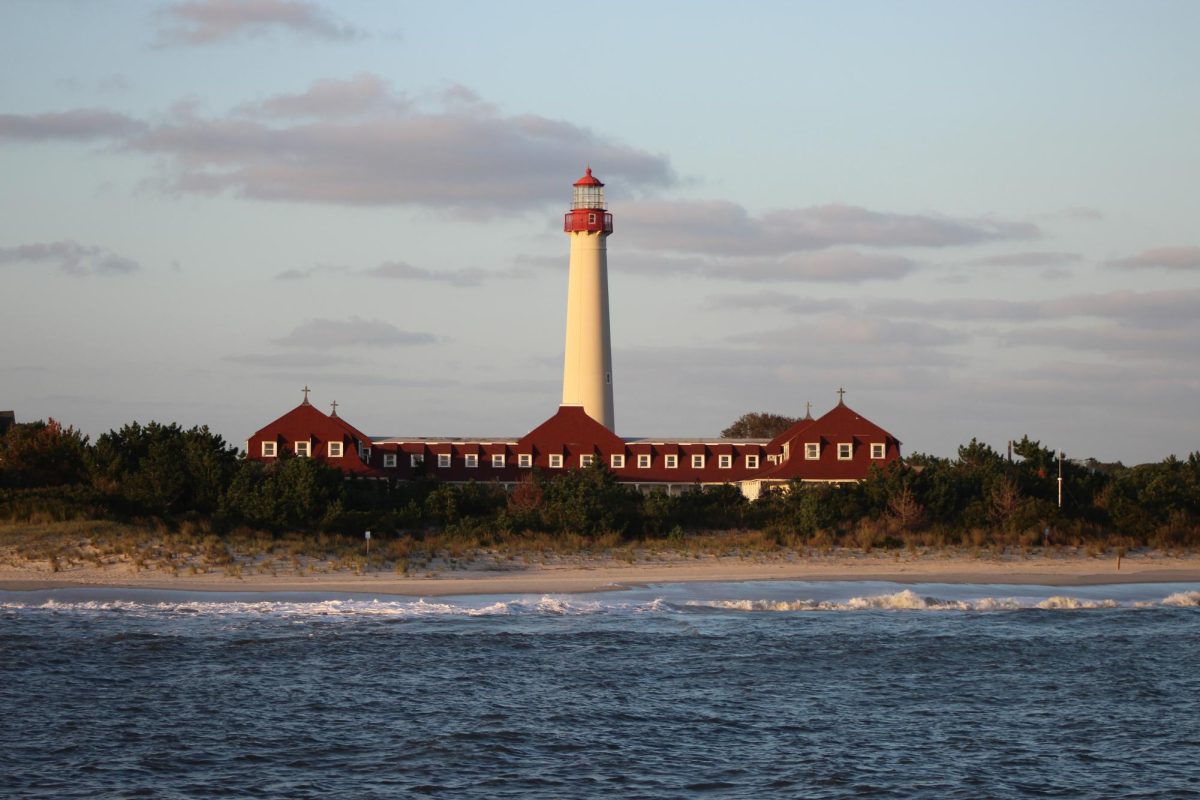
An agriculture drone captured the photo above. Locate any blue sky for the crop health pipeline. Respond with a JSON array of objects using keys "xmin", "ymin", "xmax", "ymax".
[{"xmin": 2, "ymin": 0, "xmax": 1198, "ymax": 463}]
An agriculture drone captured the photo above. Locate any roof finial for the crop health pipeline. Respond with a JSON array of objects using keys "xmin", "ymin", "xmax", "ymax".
[
  {"xmin": 837, "ymin": 387, "xmax": 846, "ymax": 405},
  {"xmin": 805, "ymin": 401, "xmax": 813, "ymax": 420},
  {"xmin": 302, "ymin": 385, "xmax": 311, "ymax": 404},
  {"xmin": 330, "ymin": 400, "xmax": 339, "ymax": 418}
]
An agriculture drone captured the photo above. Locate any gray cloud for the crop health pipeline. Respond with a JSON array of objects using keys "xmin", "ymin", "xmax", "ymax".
[
  {"xmin": 156, "ymin": 0, "xmax": 362, "ymax": 45},
  {"xmin": 619, "ymin": 250, "xmax": 915, "ymax": 284},
  {"xmin": 1002, "ymin": 323, "xmax": 1200, "ymax": 362},
  {"xmin": 245, "ymin": 73, "xmax": 405, "ymax": 119},
  {"xmin": 273, "ymin": 317, "xmax": 438, "ymax": 348},
  {"xmin": 709, "ymin": 292, "xmax": 853, "ymax": 314},
  {"xmin": 967, "ymin": 251, "xmax": 1081, "ymax": 268},
  {"xmin": 1104, "ymin": 246, "xmax": 1200, "ymax": 271},
  {"xmin": 225, "ymin": 351, "xmax": 359, "ymax": 368},
  {"xmin": 878, "ymin": 288, "xmax": 1200, "ymax": 328},
  {"xmin": 273, "ymin": 264, "xmax": 345, "ymax": 280},
  {"xmin": 0, "ymin": 109, "xmax": 143, "ymax": 141},
  {"xmin": 620, "ymin": 200, "xmax": 1040, "ymax": 257},
  {"xmin": 361, "ymin": 261, "xmax": 488, "ymax": 287},
  {"xmin": 0, "ymin": 241, "xmax": 140, "ymax": 276},
  {"xmin": 124, "ymin": 76, "xmax": 674, "ymax": 211}
]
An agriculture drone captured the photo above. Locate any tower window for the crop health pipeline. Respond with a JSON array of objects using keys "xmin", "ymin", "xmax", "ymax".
[{"xmin": 588, "ymin": 212, "xmax": 597, "ymax": 224}]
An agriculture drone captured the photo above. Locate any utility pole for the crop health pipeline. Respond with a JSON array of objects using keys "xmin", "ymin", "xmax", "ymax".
[{"xmin": 1057, "ymin": 451, "xmax": 1064, "ymax": 509}]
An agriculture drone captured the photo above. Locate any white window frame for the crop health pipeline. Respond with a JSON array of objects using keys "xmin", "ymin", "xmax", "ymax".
[
  {"xmin": 465, "ymin": 453, "xmax": 479, "ymax": 468},
  {"xmin": 410, "ymin": 453, "xmax": 424, "ymax": 468},
  {"xmin": 549, "ymin": 454, "xmax": 563, "ymax": 469},
  {"xmin": 383, "ymin": 453, "xmax": 397, "ymax": 468},
  {"xmin": 294, "ymin": 440, "xmax": 310, "ymax": 458},
  {"xmin": 838, "ymin": 442, "xmax": 853, "ymax": 460},
  {"xmin": 437, "ymin": 453, "xmax": 452, "ymax": 469},
  {"xmin": 665, "ymin": 454, "xmax": 678, "ymax": 469},
  {"xmin": 637, "ymin": 454, "xmax": 651, "ymax": 469},
  {"xmin": 518, "ymin": 453, "xmax": 533, "ymax": 468},
  {"xmin": 261, "ymin": 441, "xmax": 277, "ymax": 458},
  {"xmin": 871, "ymin": 443, "xmax": 886, "ymax": 459},
  {"xmin": 691, "ymin": 454, "xmax": 705, "ymax": 469},
  {"xmin": 718, "ymin": 454, "xmax": 732, "ymax": 469},
  {"xmin": 610, "ymin": 454, "xmax": 625, "ymax": 469},
  {"xmin": 328, "ymin": 441, "xmax": 343, "ymax": 458},
  {"xmin": 805, "ymin": 443, "xmax": 820, "ymax": 460},
  {"xmin": 492, "ymin": 453, "xmax": 506, "ymax": 468},
  {"xmin": 360, "ymin": 446, "xmax": 371, "ymax": 461},
  {"xmin": 580, "ymin": 454, "xmax": 594, "ymax": 467},
  {"xmin": 745, "ymin": 454, "xmax": 759, "ymax": 469},
  {"xmin": 587, "ymin": 212, "xmax": 597, "ymax": 224}
]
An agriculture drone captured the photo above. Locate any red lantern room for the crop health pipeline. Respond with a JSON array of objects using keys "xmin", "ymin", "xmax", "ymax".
[{"xmin": 564, "ymin": 167, "xmax": 614, "ymax": 234}]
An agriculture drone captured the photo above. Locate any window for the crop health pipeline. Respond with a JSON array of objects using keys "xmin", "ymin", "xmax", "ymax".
[
  {"xmin": 437, "ymin": 453, "xmax": 451, "ymax": 468},
  {"xmin": 360, "ymin": 446, "xmax": 371, "ymax": 461},
  {"xmin": 871, "ymin": 443, "xmax": 885, "ymax": 459},
  {"xmin": 838, "ymin": 443, "xmax": 853, "ymax": 460},
  {"xmin": 294, "ymin": 441, "xmax": 310, "ymax": 457},
  {"xmin": 745, "ymin": 454, "xmax": 759, "ymax": 469},
  {"xmin": 383, "ymin": 453, "xmax": 397, "ymax": 468},
  {"xmin": 691, "ymin": 454, "xmax": 705, "ymax": 469},
  {"xmin": 261, "ymin": 441, "xmax": 276, "ymax": 458},
  {"xmin": 328, "ymin": 441, "xmax": 343, "ymax": 458},
  {"xmin": 610, "ymin": 454, "xmax": 625, "ymax": 469},
  {"xmin": 465, "ymin": 453, "xmax": 479, "ymax": 468},
  {"xmin": 805, "ymin": 443, "xmax": 820, "ymax": 460},
  {"xmin": 492, "ymin": 453, "xmax": 506, "ymax": 468},
  {"xmin": 580, "ymin": 454, "xmax": 594, "ymax": 467},
  {"xmin": 410, "ymin": 453, "xmax": 424, "ymax": 467},
  {"xmin": 665, "ymin": 454, "xmax": 678, "ymax": 469},
  {"xmin": 588, "ymin": 212, "xmax": 597, "ymax": 224},
  {"xmin": 518, "ymin": 453, "xmax": 532, "ymax": 468},
  {"xmin": 549, "ymin": 454, "xmax": 563, "ymax": 468},
  {"xmin": 718, "ymin": 454, "xmax": 732, "ymax": 469},
  {"xmin": 637, "ymin": 454, "xmax": 651, "ymax": 469}
]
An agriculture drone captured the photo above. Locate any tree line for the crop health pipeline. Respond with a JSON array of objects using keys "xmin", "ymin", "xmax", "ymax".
[{"xmin": 2, "ymin": 417, "xmax": 1198, "ymax": 550}]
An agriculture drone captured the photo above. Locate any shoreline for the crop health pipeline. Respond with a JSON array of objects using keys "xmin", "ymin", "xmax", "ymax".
[{"xmin": 4, "ymin": 551, "xmax": 1200, "ymax": 596}]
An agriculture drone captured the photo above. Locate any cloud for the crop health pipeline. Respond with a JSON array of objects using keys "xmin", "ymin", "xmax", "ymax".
[
  {"xmin": 225, "ymin": 351, "xmax": 359, "ymax": 368},
  {"xmin": 156, "ymin": 0, "xmax": 362, "ymax": 45},
  {"xmin": 620, "ymin": 200, "xmax": 1040, "ymax": 257},
  {"xmin": 618, "ymin": 250, "xmax": 914, "ymax": 284},
  {"xmin": 0, "ymin": 241, "xmax": 140, "ymax": 276},
  {"xmin": 122, "ymin": 76, "xmax": 675, "ymax": 211},
  {"xmin": 0, "ymin": 109, "xmax": 143, "ymax": 141},
  {"xmin": 273, "ymin": 264, "xmax": 345, "ymax": 280},
  {"xmin": 244, "ymin": 73, "xmax": 405, "ymax": 119},
  {"xmin": 709, "ymin": 292, "xmax": 853, "ymax": 314},
  {"xmin": 272, "ymin": 317, "xmax": 438, "ymax": 348},
  {"xmin": 1103, "ymin": 246, "xmax": 1200, "ymax": 271},
  {"xmin": 967, "ymin": 251, "xmax": 1081, "ymax": 268},
  {"xmin": 879, "ymin": 289, "xmax": 1200, "ymax": 328},
  {"xmin": 360, "ymin": 261, "xmax": 488, "ymax": 287}
]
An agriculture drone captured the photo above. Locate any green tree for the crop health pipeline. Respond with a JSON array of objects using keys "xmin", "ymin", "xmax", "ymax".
[
  {"xmin": 0, "ymin": 418, "xmax": 90, "ymax": 487},
  {"xmin": 721, "ymin": 412, "xmax": 800, "ymax": 439}
]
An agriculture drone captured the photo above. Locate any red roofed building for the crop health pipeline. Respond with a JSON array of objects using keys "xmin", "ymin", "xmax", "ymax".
[{"xmin": 245, "ymin": 390, "xmax": 381, "ymax": 477}]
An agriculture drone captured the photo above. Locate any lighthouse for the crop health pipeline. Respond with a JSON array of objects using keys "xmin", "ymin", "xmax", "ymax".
[{"xmin": 561, "ymin": 168, "xmax": 616, "ymax": 430}]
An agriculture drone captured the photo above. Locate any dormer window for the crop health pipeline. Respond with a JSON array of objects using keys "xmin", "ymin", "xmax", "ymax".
[
  {"xmin": 718, "ymin": 454, "xmax": 732, "ymax": 469},
  {"xmin": 411, "ymin": 453, "xmax": 424, "ymax": 467},
  {"xmin": 261, "ymin": 441, "xmax": 277, "ymax": 458},
  {"xmin": 580, "ymin": 454, "xmax": 594, "ymax": 467},
  {"xmin": 438, "ymin": 453, "xmax": 452, "ymax": 468},
  {"xmin": 838, "ymin": 443, "xmax": 853, "ymax": 460},
  {"xmin": 691, "ymin": 454, "xmax": 705, "ymax": 469},
  {"xmin": 745, "ymin": 454, "xmax": 759, "ymax": 469},
  {"xmin": 492, "ymin": 454, "xmax": 505, "ymax": 468},
  {"xmin": 805, "ymin": 443, "xmax": 820, "ymax": 460},
  {"xmin": 465, "ymin": 454, "xmax": 479, "ymax": 468},
  {"xmin": 294, "ymin": 441, "xmax": 310, "ymax": 457},
  {"xmin": 637, "ymin": 454, "xmax": 651, "ymax": 469},
  {"xmin": 549, "ymin": 454, "xmax": 563, "ymax": 469},
  {"xmin": 610, "ymin": 454, "xmax": 625, "ymax": 468},
  {"xmin": 518, "ymin": 453, "xmax": 533, "ymax": 468},
  {"xmin": 665, "ymin": 454, "xmax": 678, "ymax": 469},
  {"xmin": 328, "ymin": 442, "xmax": 343, "ymax": 458},
  {"xmin": 871, "ymin": 443, "xmax": 885, "ymax": 459},
  {"xmin": 383, "ymin": 453, "xmax": 397, "ymax": 468}
]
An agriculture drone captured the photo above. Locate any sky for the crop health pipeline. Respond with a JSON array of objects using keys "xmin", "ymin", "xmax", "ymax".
[{"xmin": 1, "ymin": 0, "xmax": 1198, "ymax": 464}]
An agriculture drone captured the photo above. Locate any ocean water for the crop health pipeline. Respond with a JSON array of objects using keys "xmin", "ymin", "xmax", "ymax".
[{"xmin": 3, "ymin": 582, "xmax": 1200, "ymax": 799}]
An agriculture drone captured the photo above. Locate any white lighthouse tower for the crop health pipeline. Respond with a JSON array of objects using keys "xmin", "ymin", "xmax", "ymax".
[{"xmin": 561, "ymin": 167, "xmax": 615, "ymax": 430}]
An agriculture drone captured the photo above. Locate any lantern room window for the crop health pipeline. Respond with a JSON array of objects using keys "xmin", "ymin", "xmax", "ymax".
[{"xmin": 572, "ymin": 185, "xmax": 605, "ymax": 210}]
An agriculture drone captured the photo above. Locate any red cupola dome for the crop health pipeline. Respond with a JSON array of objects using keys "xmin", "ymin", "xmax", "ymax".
[{"xmin": 564, "ymin": 167, "xmax": 613, "ymax": 234}]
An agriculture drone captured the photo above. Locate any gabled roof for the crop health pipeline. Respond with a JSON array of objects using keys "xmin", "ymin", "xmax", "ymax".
[
  {"xmin": 753, "ymin": 402, "xmax": 899, "ymax": 482},
  {"xmin": 517, "ymin": 405, "xmax": 625, "ymax": 452}
]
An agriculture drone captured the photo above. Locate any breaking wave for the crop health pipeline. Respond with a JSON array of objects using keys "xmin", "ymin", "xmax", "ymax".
[{"xmin": 685, "ymin": 588, "xmax": 1179, "ymax": 613}]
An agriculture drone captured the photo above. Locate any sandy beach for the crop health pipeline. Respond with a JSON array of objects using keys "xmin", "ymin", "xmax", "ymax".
[{"xmin": 3, "ymin": 549, "xmax": 1199, "ymax": 596}]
